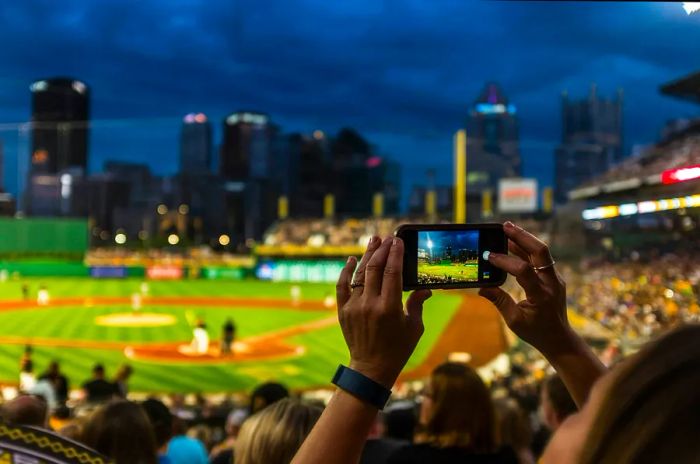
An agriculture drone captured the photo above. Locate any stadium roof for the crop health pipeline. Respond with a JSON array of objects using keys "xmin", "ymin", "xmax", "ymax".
[{"xmin": 660, "ymin": 70, "xmax": 700, "ymax": 105}]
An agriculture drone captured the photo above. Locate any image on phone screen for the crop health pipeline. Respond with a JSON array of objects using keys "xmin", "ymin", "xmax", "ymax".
[{"xmin": 417, "ymin": 230, "xmax": 480, "ymax": 285}]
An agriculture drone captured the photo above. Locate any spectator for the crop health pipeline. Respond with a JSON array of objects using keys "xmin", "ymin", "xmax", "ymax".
[
  {"xmin": 383, "ymin": 403, "xmax": 416, "ymax": 442},
  {"xmin": 167, "ymin": 416, "xmax": 209, "ymax": 464},
  {"xmin": 360, "ymin": 410, "xmax": 407, "ymax": 464},
  {"xmin": 113, "ymin": 364, "xmax": 133, "ymax": 398},
  {"xmin": 19, "ymin": 345, "xmax": 36, "ymax": 392},
  {"xmin": 38, "ymin": 360, "xmax": 69, "ymax": 404},
  {"xmin": 387, "ymin": 362, "xmax": 517, "ymax": 463},
  {"xmin": 540, "ymin": 375, "xmax": 577, "ymax": 432},
  {"xmin": 493, "ymin": 397, "xmax": 535, "ymax": 464},
  {"xmin": 82, "ymin": 364, "xmax": 116, "ymax": 403},
  {"xmin": 250, "ymin": 381, "xmax": 289, "ymax": 414},
  {"xmin": 0, "ymin": 394, "xmax": 48, "ymax": 427},
  {"xmin": 210, "ymin": 408, "xmax": 248, "ymax": 464},
  {"xmin": 81, "ymin": 400, "xmax": 158, "ymax": 464},
  {"xmin": 142, "ymin": 398, "xmax": 174, "ymax": 464},
  {"xmin": 235, "ymin": 398, "xmax": 322, "ymax": 464}
]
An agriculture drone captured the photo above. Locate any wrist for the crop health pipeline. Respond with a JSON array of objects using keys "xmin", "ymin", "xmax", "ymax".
[
  {"xmin": 348, "ymin": 360, "xmax": 399, "ymax": 389},
  {"xmin": 538, "ymin": 325, "xmax": 585, "ymax": 362}
]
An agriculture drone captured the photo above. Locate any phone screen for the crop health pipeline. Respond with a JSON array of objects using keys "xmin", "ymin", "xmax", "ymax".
[
  {"xmin": 417, "ymin": 230, "xmax": 480, "ymax": 285},
  {"xmin": 397, "ymin": 223, "xmax": 507, "ymax": 290}
]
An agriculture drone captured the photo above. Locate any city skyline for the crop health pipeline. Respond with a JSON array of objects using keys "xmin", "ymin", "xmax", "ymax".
[{"xmin": 0, "ymin": 1, "xmax": 698, "ymax": 204}]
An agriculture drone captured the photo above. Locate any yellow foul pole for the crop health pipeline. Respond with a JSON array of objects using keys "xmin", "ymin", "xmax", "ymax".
[{"xmin": 453, "ymin": 130, "xmax": 467, "ymax": 223}]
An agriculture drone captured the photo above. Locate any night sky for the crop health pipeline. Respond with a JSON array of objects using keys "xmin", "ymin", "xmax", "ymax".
[{"xmin": 0, "ymin": 1, "xmax": 698, "ymax": 207}]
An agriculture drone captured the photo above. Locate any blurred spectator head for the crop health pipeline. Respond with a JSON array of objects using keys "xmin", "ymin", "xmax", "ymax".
[
  {"xmin": 235, "ymin": 398, "xmax": 322, "ymax": 464},
  {"xmin": 81, "ymin": 400, "xmax": 157, "ymax": 464},
  {"xmin": 0, "ymin": 395, "xmax": 48, "ymax": 427},
  {"xmin": 141, "ymin": 398, "xmax": 173, "ymax": 450},
  {"xmin": 546, "ymin": 324, "xmax": 700, "ymax": 464},
  {"xmin": 494, "ymin": 397, "xmax": 533, "ymax": 461},
  {"xmin": 92, "ymin": 363, "xmax": 105, "ymax": 379},
  {"xmin": 541, "ymin": 374, "xmax": 577, "ymax": 431},
  {"xmin": 383, "ymin": 402, "xmax": 417, "ymax": 442},
  {"xmin": 46, "ymin": 360, "xmax": 61, "ymax": 376},
  {"xmin": 115, "ymin": 364, "xmax": 133, "ymax": 381},
  {"xmin": 250, "ymin": 382, "xmax": 289, "ymax": 414},
  {"xmin": 417, "ymin": 362, "xmax": 495, "ymax": 452},
  {"xmin": 225, "ymin": 408, "xmax": 249, "ymax": 438}
]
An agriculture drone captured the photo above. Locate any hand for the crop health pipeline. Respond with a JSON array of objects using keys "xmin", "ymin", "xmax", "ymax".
[
  {"xmin": 479, "ymin": 222, "xmax": 573, "ymax": 356},
  {"xmin": 336, "ymin": 236, "xmax": 432, "ymax": 388}
]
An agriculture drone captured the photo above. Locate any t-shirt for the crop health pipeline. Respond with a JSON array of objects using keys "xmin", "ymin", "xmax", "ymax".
[
  {"xmin": 167, "ymin": 435, "xmax": 209, "ymax": 464},
  {"xmin": 387, "ymin": 444, "xmax": 519, "ymax": 464},
  {"xmin": 82, "ymin": 379, "xmax": 116, "ymax": 403},
  {"xmin": 361, "ymin": 438, "xmax": 407, "ymax": 464}
]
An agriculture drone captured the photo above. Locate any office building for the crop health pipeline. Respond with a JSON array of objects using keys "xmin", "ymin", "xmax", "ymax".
[
  {"xmin": 555, "ymin": 85, "xmax": 624, "ymax": 202},
  {"xmin": 29, "ymin": 77, "xmax": 90, "ymax": 174},
  {"xmin": 219, "ymin": 111, "xmax": 271, "ymax": 180},
  {"xmin": 180, "ymin": 113, "xmax": 212, "ymax": 173},
  {"xmin": 466, "ymin": 82, "xmax": 521, "ymax": 185}
]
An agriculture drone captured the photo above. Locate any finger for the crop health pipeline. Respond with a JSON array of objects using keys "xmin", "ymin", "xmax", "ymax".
[
  {"xmin": 508, "ymin": 240, "xmax": 530, "ymax": 263},
  {"xmin": 406, "ymin": 289, "xmax": 431, "ymax": 333},
  {"xmin": 364, "ymin": 237, "xmax": 394, "ymax": 296},
  {"xmin": 479, "ymin": 287, "xmax": 519, "ymax": 326},
  {"xmin": 381, "ymin": 237, "xmax": 404, "ymax": 308},
  {"xmin": 351, "ymin": 236, "xmax": 382, "ymax": 297},
  {"xmin": 488, "ymin": 252, "xmax": 545, "ymax": 300},
  {"xmin": 336, "ymin": 256, "xmax": 357, "ymax": 311},
  {"xmin": 503, "ymin": 222, "xmax": 554, "ymax": 266}
]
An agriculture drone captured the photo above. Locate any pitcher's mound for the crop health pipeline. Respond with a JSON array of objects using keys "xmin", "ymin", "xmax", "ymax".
[{"xmin": 95, "ymin": 313, "xmax": 177, "ymax": 327}]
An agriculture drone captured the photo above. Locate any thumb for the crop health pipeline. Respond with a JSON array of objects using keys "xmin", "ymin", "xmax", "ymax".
[
  {"xmin": 406, "ymin": 289, "xmax": 432, "ymax": 330},
  {"xmin": 479, "ymin": 287, "xmax": 518, "ymax": 322}
]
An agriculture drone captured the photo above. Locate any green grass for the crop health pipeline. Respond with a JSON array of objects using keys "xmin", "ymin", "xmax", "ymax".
[
  {"xmin": 418, "ymin": 262, "xmax": 479, "ymax": 283},
  {"xmin": 0, "ymin": 278, "xmax": 461, "ymax": 393}
]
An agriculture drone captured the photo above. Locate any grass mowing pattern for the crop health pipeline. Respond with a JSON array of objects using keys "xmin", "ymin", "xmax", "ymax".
[{"xmin": 0, "ymin": 278, "xmax": 461, "ymax": 392}]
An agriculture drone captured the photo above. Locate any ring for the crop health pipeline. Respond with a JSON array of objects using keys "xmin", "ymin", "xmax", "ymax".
[
  {"xmin": 350, "ymin": 282, "xmax": 365, "ymax": 289},
  {"xmin": 533, "ymin": 261, "xmax": 556, "ymax": 272}
]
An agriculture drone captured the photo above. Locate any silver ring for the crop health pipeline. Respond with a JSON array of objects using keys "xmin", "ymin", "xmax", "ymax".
[
  {"xmin": 350, "ymin": 282, "xmax": 365, "ymax": 289},
  {"xmin": 533, "ymin": 260, "xmax": 556, "ymax": 272}
]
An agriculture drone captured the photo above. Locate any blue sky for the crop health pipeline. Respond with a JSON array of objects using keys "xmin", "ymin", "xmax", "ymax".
[{"xmin": 0, "ymin": 0, "xmax": 698, "ymax": 205}]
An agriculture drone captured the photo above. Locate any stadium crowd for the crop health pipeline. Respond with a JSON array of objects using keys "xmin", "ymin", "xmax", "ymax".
[{"xmin": 1, "ymin": 224, "xmax": 699, "ymax": 463}]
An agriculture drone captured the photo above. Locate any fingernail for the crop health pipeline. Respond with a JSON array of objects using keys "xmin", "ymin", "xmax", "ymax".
[
  {"xmin": 504, "ymin": 221, "xmax": 515, "ymax": 229},
  {"xmin": 392, "ymin": 237, "xmax": 400, "ymax": 246},
  {"xmin": 368, "ymin": 236, "xmax": 375, "ymax": 246},
  {"xmin": 347, "ymin": 256, "xmax": 354, "ymax": 264},
  {"xmin": 488, "ymin": 252, "xmax": 499, "ymax": 260}
]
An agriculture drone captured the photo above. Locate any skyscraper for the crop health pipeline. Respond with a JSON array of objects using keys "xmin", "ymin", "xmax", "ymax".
[
  {"xmin": 219, "ymin": 111, "xmax": 271, "ymax": 180},
  {"xmin": 464, "ymin": 83, "xmax": 521, "ymax": 220},
  {"xmin": 555, "ymin": 85, "xmax": 623, "ymax": 203},
  {"xmin": 29, "ymin": 77, "xmax": 90, "ymax": 174},
  {"xmin": 180, "ymin": 113, "xmax": 212, "ymax": 173}
]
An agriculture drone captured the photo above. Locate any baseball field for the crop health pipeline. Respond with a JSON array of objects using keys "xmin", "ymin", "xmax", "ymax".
[
  {"xmin": 0, "ymin": 278, "xmax": 507, "ymax": 394},
  {"xmin": 418, "ymin": 261, "xmax": 479, "ymax": 284}
]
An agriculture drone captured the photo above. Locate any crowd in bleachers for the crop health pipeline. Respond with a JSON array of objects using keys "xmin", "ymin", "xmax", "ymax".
[
  {"xmin": 579, "ymin": 125, "xmax": 700, "ymax": 188},
  {"xmin": 560, "ymin": 252, "xmax": 700, "ymax": 343}
]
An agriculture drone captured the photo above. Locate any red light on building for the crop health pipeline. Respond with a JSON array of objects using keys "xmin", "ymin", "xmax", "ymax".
[
  {"xmin": 661, "ymin": 164, "xmax": 700, "ymax": 184},
  {"xmin": 366, "ymin": 156, "xmax": 382, "ymax": 168}
]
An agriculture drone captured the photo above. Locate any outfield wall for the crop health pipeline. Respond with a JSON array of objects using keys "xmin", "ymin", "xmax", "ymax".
[{"xmin": 0, "ymin": 218, "xmax": 88, "ymax": 255}]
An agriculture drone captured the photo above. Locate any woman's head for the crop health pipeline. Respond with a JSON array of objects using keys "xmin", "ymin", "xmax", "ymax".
[
  {"xmin": 81, "ymin": 400, "xmax": 157, "ymax": 464},
  {"xmin": 418, "ymin": 362, "xmax": 495, "ymax": 451},
  {"xmin": 544, "ymin": 324, "xmax": 700, "ymax": 463},
  {"xmin": 234, "ymin": 398, "xmax": 322, "ymax": 464}
]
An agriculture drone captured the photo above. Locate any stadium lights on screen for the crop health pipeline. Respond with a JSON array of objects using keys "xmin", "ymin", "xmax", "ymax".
[
  {"xmin": 582, "ymin": 194, "xmax": 700, "ymax": 220},
  {"xmin": 683, "ymin": 2, "xmax": 700, "ymax": 15}
]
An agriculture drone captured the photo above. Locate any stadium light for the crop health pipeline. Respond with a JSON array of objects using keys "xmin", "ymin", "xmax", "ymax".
[
  {"xmin": 661, "ymin": 164, "xmax": 700, "ymax": 184},
  {"xmin": 167, "ymin": 234, "xmax": 179, "ymax": 245},
  {"xmin": 178, "ymin": 204, "xmax": 189, "ymax": 215},
  {"xmin": 582, "ymin": 193, "xmax": 700, "ymax": 220},
  {"xmin": 219, "ymin": 234, "xmax": 230, "ymax": 246},
  {"xmin": 157, "ymin": 204, "xmax": 168, "ymax": 215},
  {"xmin": 313, "ymin": 130, "xmax": 324, "ymax": 140},
  {"xmin": 114, "ymin": 233, "xmax": 127, "ymax": 245},
  {"xmin": 138, "ymin": 230, "xmax": 148, "ymax": 241},
  {"xmin": 683, "ymin": 2, "xmax": 700, "ymax": 15}
]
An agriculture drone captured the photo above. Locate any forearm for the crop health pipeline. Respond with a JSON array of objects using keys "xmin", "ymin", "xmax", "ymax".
[
  {"xmin": 541, "ymin": 327, "xmax": 607, "ymax": 407},
  {"xmin": 292, "ymin": 389, "xmax": 377, "ymax": 464}
]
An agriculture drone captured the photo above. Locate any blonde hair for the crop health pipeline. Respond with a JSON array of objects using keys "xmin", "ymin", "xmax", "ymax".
[{"xmin": 234, "ymin": 398, "xmax": 322, "ymax": 464}]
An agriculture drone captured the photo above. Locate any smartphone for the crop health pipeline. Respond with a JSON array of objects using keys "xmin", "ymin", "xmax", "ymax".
[{"xmin": 395, "ymin": 223, "xmax": 507, "ymax": 290}]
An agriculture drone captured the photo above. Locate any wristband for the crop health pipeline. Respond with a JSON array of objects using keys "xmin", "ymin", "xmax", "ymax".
[{"xmin": 331, "ymin": 364, "xmax": 392, "ymax": 410}]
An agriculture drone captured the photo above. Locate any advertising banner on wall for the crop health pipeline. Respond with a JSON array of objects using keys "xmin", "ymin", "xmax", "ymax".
[
  {"xmin": 146, "ymin": 265, "xmax": 183, "ymax": 280},
  {"xmin": 498, "ymin": 178, "xmax": 538, "ymax": 213},
  {"xmin": 90, "ymin": 266, "xmax": 127, "ymax": 278}
]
